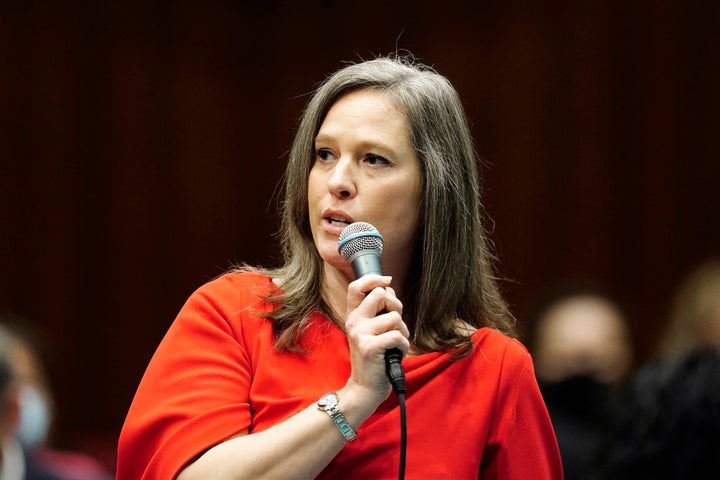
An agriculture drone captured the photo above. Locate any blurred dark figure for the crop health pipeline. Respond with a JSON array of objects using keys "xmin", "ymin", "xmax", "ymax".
[
  {"xmin": 527, "ymin": 282, "xmax": 635, "ymax": 480},
  {"xmin": 600, "ymin": 258, "xmax": 720, "ymax": 479},
  {"xmin": 603, "ymin": 346, "xmax": 720, "ymax": 479},
  {"xmin": 0, "ymin": 314, "xmax": 112, "ymax": 480}
]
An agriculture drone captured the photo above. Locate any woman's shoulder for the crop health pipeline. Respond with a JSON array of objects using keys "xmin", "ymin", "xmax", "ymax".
[
  {"xmin": 197, "ymin": 270, "xmax": 276, "ymax": 296},
  {"xmin": 183, "ymin": 270, "xmax": 279, "ymax": 318},
  {"xmin": 172, "ymin": 270, "xmax": 280, "ymax": 342},
  {"xmin": 471, "ymin": 327, "xmax": 531, "ymax": 363}
]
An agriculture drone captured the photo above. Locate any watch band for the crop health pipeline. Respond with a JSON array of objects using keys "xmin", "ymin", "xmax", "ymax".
[{"xmin": 317, "ymin": 392, "xmax": 358, "ymax": 442}]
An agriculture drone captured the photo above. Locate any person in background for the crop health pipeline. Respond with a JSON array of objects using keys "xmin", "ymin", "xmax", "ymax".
[
  {"xmin": 600, "ymin": 257, "xmax": 720, "ymax": 479},
  {"xmin": 0, "ymin": 315, "xmax": 113, "ymax": 480},
  {"xmin": 117, "ymin": 54, "xmax": 563, "ymax": 479},
  {"xmin": 0, "ymin": 319, "xmax": 67, "ymax": 480},
  {"xmin": 656, "ymin": 257, "xmax": 720, "ymax": 358},
  {"xmin": 602, "ymin": 345, "xmax": 720, "ymax": 479},
  {"xmin": 0, "ymin": 328, "xmax": 25, "ymax": 479},
  {"xmin": 527, "ymin": 282, "xmax": 635, "ymax": 480}
]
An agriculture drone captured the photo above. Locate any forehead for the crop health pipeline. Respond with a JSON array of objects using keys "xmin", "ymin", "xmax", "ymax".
[
  {"xmin": 316, "ymin": 89, "xmax": 412, "ymax": 149},
  {"xmin": 323, "ymin": 89, "xmax": 405, "ymax": 125}
]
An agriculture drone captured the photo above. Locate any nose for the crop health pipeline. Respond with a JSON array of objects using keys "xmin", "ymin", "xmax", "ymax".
[{"xmin": 327, "ymin": 157, "xmax": 356, "ymax": 199}]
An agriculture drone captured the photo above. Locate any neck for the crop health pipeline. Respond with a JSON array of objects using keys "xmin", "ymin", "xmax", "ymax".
[{"xmin": 320, "ymin": 264, "xmax": 354, "ymax": 327}]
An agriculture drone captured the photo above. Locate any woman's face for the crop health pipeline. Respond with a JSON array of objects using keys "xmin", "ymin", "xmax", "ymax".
[{"xmin": 308, "ymin": 88, "xmax": 423, "ymax": 281}]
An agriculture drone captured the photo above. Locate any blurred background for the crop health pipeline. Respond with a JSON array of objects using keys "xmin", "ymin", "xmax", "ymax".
[{"xmin": 1, "ymin": 0, "xmax": 718, "ymax": 473}]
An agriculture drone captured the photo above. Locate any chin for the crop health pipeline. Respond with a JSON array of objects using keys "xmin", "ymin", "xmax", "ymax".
[{"xmin": 315, "ymin": 240, "xmax": 342, "ymax": 264}]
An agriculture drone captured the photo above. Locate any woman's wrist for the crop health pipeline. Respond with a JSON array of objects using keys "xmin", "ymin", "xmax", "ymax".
[{"xmin": 335, "ymin": 382, "xmax": 387, "ymax": 430}]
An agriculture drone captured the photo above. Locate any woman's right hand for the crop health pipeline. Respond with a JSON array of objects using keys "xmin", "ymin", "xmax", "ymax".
[{"xmin": 342, "ymin": 274, "xmax": 410, "ymax": 408}]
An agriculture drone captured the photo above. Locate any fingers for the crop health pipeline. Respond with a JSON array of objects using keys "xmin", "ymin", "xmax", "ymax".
[
  {"xmin": 345, "ymin": 275, "xmax": 393, "ymax": 309},
  {"xmin": 346, "ymin": 276, "xmax": 401, "ymax": 316},
  {"xmin": 345, "ymin": 274, "xmax": 410, "ymax": 354},
  {"xmin": 347, "ymin": 310, "xmax": 410, "ymax": 354}
]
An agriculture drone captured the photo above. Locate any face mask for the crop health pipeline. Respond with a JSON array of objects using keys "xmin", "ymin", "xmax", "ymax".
[
  {"xmin": 540, "ymin": 375, "xmax": 612, "ymax": 419},
  {"xmin": 15, "ymin": 384, "xmax": 51, "ymax": 450}
]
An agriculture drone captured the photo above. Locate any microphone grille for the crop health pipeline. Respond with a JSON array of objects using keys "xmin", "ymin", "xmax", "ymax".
[{"xmin": 337, "ymin": 222, "xmax": 384, "ymax": 261}]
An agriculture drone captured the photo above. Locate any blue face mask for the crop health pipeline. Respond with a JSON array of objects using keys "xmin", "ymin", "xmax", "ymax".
[{"xmin": 15, "ymin": 384, "xmax": 51, "ymax": 450}]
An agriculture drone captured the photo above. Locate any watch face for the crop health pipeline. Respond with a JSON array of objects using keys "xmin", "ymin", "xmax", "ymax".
[{"xmin": 319, "ymin": 392, "xmax": 338, "ymax": 409}]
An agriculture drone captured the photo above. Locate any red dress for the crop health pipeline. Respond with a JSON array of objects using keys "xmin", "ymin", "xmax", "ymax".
[{"xmin": 117, "ymin": 272, "xmax": 563, "ymax": 479}]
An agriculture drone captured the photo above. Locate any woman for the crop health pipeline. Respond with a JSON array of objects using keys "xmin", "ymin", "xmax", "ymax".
[{"xmin": 117, "ymin": 55, "xmax": 562, "ymax": 479}]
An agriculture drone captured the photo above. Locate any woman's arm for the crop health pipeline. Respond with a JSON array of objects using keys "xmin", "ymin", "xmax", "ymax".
[
  {"xmin": 177, "ymin": 382, "xmax": 372, "ymax": 480},
  {"xmin": 176, "ymin": 274, "xmax": 409, "ymax": 480}
]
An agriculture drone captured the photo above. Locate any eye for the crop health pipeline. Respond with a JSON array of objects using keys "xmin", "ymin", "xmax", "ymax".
[
  {"xmin": 315, "ymin": 148, "xmax": 335, "ymax": 163},
  {"xmin": 365, "ymin": 153, "xmax": 390, "ymax": 166}
]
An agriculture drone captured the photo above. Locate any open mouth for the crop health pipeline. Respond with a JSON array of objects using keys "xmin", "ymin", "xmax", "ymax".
[{"xmin": 325, "ymin": 215, "xmax": 352, "ymax": 228}]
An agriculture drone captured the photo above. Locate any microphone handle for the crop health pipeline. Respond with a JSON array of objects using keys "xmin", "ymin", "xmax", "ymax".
[{"xmin": 351, "ymin": 252, "xmax": 383, "ymax": 277}]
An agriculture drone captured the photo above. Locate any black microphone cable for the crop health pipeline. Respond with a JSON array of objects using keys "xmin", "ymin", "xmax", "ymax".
[{"xmin": 386, "ymin": 348, "xmax": 407, "ymax": 480}]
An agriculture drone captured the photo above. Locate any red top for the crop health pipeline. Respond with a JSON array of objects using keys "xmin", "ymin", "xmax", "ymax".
[{"xmin": 117, "ymin": 272, "xmax": 563, "ymax": 479}]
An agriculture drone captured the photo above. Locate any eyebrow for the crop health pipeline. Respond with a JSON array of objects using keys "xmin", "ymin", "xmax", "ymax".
[{"xmin": 314, "ymin": 134, "xmax": 398, "ymax": 156}]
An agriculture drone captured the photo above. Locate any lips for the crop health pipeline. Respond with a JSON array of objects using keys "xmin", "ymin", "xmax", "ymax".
[
  {"xmin": 322, "ymin": 210, "xmax": 354, "ymax": 231},
  {"xmin": 327, "ymin": 216, "xmax": 351, "ymax": 227}
]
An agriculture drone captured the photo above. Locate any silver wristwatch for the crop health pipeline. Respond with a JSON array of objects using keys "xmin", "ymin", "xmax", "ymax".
[{"xmin": 317, "ymin": 392, "xmax": 358, "ymax": 442}]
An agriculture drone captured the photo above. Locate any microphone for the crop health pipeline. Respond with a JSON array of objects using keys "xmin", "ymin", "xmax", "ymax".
[{"xmin": 338, "ymin": 222, "xmax": 407, "ymax": 394}]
